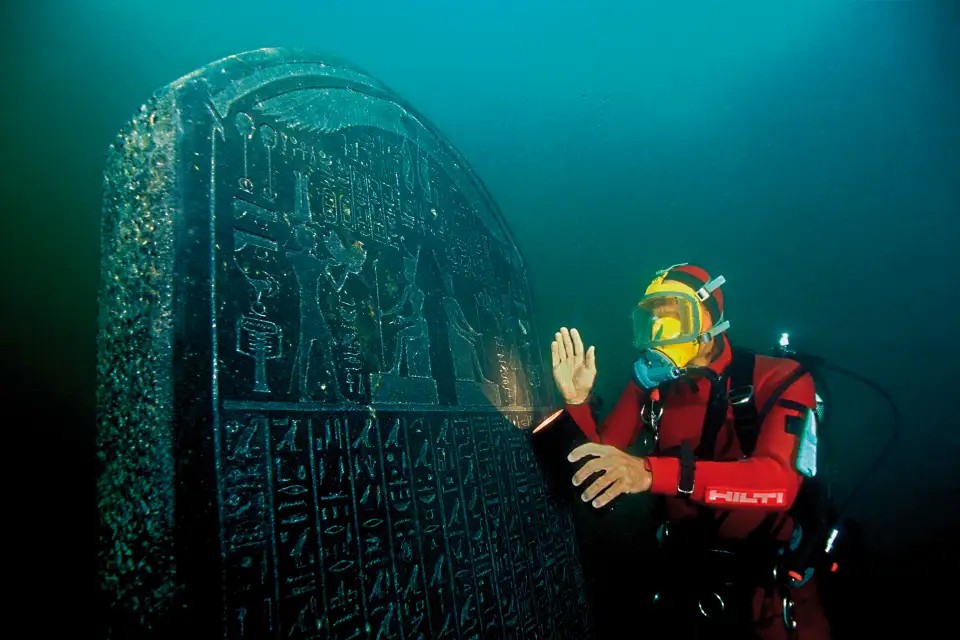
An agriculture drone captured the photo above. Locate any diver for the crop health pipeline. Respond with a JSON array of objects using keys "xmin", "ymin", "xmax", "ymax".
[{"xmin": 547, "ymin": 263, "xmax": 833, "ymax": 639}]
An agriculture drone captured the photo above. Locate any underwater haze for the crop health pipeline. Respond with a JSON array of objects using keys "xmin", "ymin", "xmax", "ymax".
[{"xmin": 2, "ymin": 0, "xmax": 957, "ymax": 637}]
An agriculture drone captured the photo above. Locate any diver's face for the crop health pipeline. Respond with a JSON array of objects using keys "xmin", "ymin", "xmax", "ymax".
[
  {"xmin": 651, "ymin": 296, "xmax": 681, "ymax": 320},
  {"xmin": 650, "ymin": 290, "xmax": 718, "ymax": 367}
]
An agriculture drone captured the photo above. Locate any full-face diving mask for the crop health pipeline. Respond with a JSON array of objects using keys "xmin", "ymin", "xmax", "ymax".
[{"xmin": 630, "ymin": 267, "xmax": 730, "ymax": 389}]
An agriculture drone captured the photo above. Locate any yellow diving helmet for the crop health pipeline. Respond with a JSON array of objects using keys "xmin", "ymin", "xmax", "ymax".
[{"xmin": 630, "ymin": 263, "xmax": 730, "ymax": 389}]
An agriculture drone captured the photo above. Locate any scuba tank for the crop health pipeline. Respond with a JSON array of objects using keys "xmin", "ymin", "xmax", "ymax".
[{"xmin": 770, "ymin": 333, "xmax": 899, "ymax": 600}]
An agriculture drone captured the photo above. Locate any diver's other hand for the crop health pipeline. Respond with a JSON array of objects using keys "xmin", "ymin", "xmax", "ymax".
[
  {"xmin": 568, "ymin": 443, "xmax": 652, "ymax": 508},
  {"xmin": 551, "ymin": 327, "xmax": 596, "ymax": 405}
]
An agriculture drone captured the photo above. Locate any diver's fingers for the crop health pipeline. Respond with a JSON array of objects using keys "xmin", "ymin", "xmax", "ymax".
[
  {"xmin": 568, "ymin": 442, "xmax": 611, "ymax": 463},
  {"xmin": 592, "ymin": 479, "xmax": 625, "ymax": 508},
  {"xmin": 571, "ymin": 457, "xmax": 608, "ymax": 487},
  {"xmin": 551, "ymin": 340, "xmax": 560, "ymax": 367},
  {"xmin": 573, "ymin": 456, "xmax": 616, "ymax": 486},
  {"xmin": 581, "ymin": 467, "xmax": 621, "ymax": 502},
  {"xmin": 586, "ymin": 345, "xmax": 597, "ymax": 371},
  {"xmin": 571, "ymin": 328, "xmax": 585, "ymax": 364},
  {"xmin": 554, "ymin": 332, "xmax": 566, "ymax": 363},
  {"xmin": 561, "ymin": 327, "xmax": 574, "ymax": 361}
]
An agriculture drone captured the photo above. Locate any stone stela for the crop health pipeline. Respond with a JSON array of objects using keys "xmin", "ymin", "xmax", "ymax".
[{"xmin": 96, "ymin": 48, "xmax": 593, "ymax": 639}]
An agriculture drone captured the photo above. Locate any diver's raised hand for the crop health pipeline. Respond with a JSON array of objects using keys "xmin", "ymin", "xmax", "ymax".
[{"xmin": 551, "ymin": 327, "xmax": 596, "ymax": 405}]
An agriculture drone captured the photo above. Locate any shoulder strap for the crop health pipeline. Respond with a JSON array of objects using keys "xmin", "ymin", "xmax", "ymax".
[
  {"xmin": 694, "ymin": 369, "xmax": 729, "ymax": 461},
  {"xmin": 694, "ymin": 347, "xmax": 756, "ymax": 460},
  {"xmin": 728, "ymin": 348, "xmax": 759, "ymax": 453},
  {"xmin": 735, "ymin": 357, "xmax": 809, "ymax": 457}
]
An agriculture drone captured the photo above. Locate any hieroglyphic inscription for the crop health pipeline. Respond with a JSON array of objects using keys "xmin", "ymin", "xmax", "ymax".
[
  {"xmin": 481, "ymin": 416, "xmax": 539, "ymax": 639},
  {"xmin": 348, "ymin": 416, "xmax": 401, "ymax": 640},
  {"xmin": 469, "ymin": 415, "xmax": 521, "ymax": 638},
  {"xmin": 380, "ymin": 418, "xmax": 433, "ymax": 640},
  {"xmin": 449, "ymin": 417, "xmax": 503, "ymax": 638},
  {"xmin": 271, "ymin": 418, "xmax": 324, "ymax": 637},
  {"xmin": 221, "ymin": 416, "xmax": 273, "ymax": 638},
  {"xmin": 315, "ymin": 415, "xmax": 365, "ymax": 639},
  {"xmin": 217, "ymin": 411, "xmax": 590, "ymax": 639}
]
